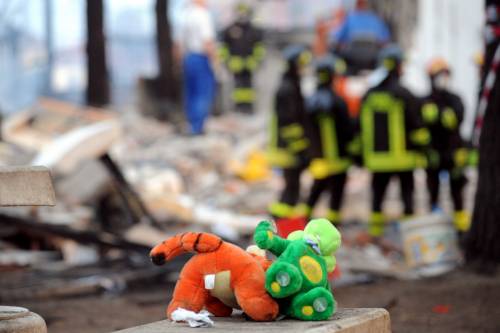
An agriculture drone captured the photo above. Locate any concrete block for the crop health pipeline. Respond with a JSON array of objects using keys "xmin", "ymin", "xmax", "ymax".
[
  {"xmin": 0, "ymin": 166, "xmax": 55, "ymax": 206},
  {"xmin": 112, "ymin": 308, "xmax": 391, "ymax": 333},
  {"xmin": 0, "ymin": 306, "xmax": 47, "ymax": 333}
]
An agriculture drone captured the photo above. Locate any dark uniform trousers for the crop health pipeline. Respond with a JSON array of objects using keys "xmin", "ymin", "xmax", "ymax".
[
  {"xmin": 372, "ymin": 171, "xmax": 414, "ymax": 215},
  {"xmin": 306, "ymin": 173, "xmax": 347, "ymax": 213}
]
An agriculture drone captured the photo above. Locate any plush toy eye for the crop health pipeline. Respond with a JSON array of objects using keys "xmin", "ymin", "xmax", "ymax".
[
  {"xmin": 276, "ymin": 271, "xmax": 290, "ymax": 287},
  {"xmin": 313, "ymin": 297, "xmax": 328, "ymax": 312}
]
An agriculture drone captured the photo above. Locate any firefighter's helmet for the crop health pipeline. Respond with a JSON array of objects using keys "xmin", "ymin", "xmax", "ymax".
[
  {"xmin": 377, "ymin": 44, "xmax": 404, "ymax": 72},
  {"xmin": 283, "ymin": 45, "xmax": 312, "ymax": 68},
  {"xmin": 427, "ymin": 57, "xmax": 450, "ymax": 77}
]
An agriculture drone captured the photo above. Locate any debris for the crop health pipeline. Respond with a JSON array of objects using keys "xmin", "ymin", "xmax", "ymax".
[
  {"xmin": 432, "ymin": 304, "xmax": 451, "ymax": 314},
  {"xmin": 170, "ymin": 309, "xmax": 214, "ymax": 328},
  {"xmin": 0, "ymin": 166, "xmax": 55, "ymax": 206},
  {"xmin": 59, "ymin": 241, "xmax": 99, "ymax": 266},
  {"xmin": 0, "ymin": 261, "xmax": 182, "ymax": 302},
  {"xmin": 342, "ymin": 227, "xmax": 449, "ymax": 282},
  {"xmin": 32, "ymin": 120, "xmax": 121, "ymax": 175},
  {"xmin": 0, "ymin": 250, "xmax": 59, "ymax": 267},
  {"xmin": 0, "ymin": 213, "xmax": 151, "ymax": 253},
  {"xmin": 2, "ymin": 98, "xmax": 117, "ymax": 153},
  {"xmin": 1, "ymin": 96, "xmax": 469, "ymax": 298},
  {"xmin": 124, "ymin": 223, "xmax": 173, "ymax": 247},
  {"xmin": 56, "ymin": 160, "xmax": 110, "ymax": 205},
  {"xmin": 109, "ymin": 111, "xmax": 277, "ymax": 234},
  {"xmin": 336, "ymin": 241, "xmax": 418, "ymax": 280},
  {"xmin": 229, "ymin": 150, "xmax": 271, "ymax": 183}
]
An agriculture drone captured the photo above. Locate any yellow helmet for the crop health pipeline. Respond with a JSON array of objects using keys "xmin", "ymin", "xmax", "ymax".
[{"xmin": 427, "ymin": 57, "xmax": 450, "ymax": 76}]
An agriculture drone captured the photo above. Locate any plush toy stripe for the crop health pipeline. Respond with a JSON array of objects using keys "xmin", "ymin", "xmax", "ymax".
[{"xmin": 150, "ymin": 232, "xmax": 223, "ymax": 263}]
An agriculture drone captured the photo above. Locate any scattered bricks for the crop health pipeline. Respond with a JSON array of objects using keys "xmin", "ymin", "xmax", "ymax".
[
  {"xmin": 112, "ymin": 308, "xmax": 391, "ymax": 333},
  {"xmin": 0, "ymin": 166, "xmax": 55, "ymax": 206}
]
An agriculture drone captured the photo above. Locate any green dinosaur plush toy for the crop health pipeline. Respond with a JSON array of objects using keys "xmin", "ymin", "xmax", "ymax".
[{"xmin": 253, "ymin": 218, "xmax": 341, "ymax": 320}]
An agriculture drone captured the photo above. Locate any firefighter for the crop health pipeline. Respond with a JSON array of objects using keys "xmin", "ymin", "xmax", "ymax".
[
  {"xmin": 332, "ymin": 0, "xmax": 391, "ymax": 74},
  {"xmin": 301, "ymin": 55, "xmax": 357, "ymax": 225},
  {"xmin": 267, "ymin": 45, "xmax": 311, "ymax": 219},
  {"xmin": 219, "ymin": 3, "xmax": 265, "ymax": 113},
  {"xmin": 422, "ymin": 58, "xmax": 470, "ymax": 232},
  {"xmin": 359, "ymin": 45, "xmax": 430, "ymax": 237}
]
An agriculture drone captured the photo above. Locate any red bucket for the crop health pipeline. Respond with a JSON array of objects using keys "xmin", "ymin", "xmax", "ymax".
[
  {"xmin": 276, "ymin": 217, "xmax": 307, "ymax": 238},
  {"xmin": 328, "ymin": 265, "xmax": 342, "ymax": 280}
]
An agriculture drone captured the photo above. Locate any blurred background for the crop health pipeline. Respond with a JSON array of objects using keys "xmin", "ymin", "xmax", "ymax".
[{"xmin": 0, "ymin": 0, "xmax": 499, "ymax": 332}]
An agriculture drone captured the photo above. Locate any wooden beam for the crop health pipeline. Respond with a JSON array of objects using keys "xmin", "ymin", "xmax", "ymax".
[{"xmin": 0, "ymin": 214, "xmax": 150, "ymax": 253}]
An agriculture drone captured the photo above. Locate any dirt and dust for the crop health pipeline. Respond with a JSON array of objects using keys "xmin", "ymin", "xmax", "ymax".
[{"xmin": 14, "ymin": 268, "xmax": 500, "ymax": 333}]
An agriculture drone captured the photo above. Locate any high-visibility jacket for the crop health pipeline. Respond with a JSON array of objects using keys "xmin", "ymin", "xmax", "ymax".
[
  {"xmin": 360, "ymin": 76, "xmax": 429, "ymax": 172},
  {"xmin": 219, "ymin": 21, "xmax": 265, "ymax": 74},
  {"xmin": 421, "ymin": 90, "xmax": 466, "ymax": 169},
  {"xmin": 305, "ymin": 86, "xmax": 355, "ymax": 178},
  {"xmin": 267, "ymin": 72, "xmax": 308, "ymax": 168}
]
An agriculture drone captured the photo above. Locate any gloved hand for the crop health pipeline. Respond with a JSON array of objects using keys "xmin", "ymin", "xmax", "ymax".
[
  {"xmin": 453, "ymin": 148, "xmax": 469, "ymax": 169},
  {"xmin": 426, "ymin": 149, "xmax": 440, "ymax": 169},
  {"xmin": 451, "ymin": 148, "xmax": 469, "ymax": 179},
  {"xmin": 415, "ymin": 153, "xmax": 428, "ymax": 169},
  {"xmin": 468, "ymin": 148, "xmax": 479, "ymax": 167},
  {"xmin": 308, "ymin": 158, "xmax": 331, "ymax": 179}
]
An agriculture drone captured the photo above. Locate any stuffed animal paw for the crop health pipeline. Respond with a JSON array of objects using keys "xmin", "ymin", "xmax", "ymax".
[
  {"xmin": 290, "ymin": 287, "xmax": 335, "ymax": 321},
  {"xmin": 254, "ymin": 220, "xmax": 278, "ymax": 250}
]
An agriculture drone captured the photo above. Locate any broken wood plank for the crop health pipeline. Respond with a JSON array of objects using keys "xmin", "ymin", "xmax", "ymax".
[
  {"xmin": 0, "ymin": 257, "xmax": 187, "ymax": 302},
  {"xmin": 0, "ymin": 267, "xmax": 170, "ymax": 302},
  {"xmin": 99, "ymin": 154, "xmax": 161, "ymax": 228},
  {"xmin": 0, "ymin": 166, "xmax": 55, "ymax": 206},
  {"xmin": 31, "ymin": 121, "xmax": 122, "ymax": 174},
  {"xmin": 112, "ymin": 308, "xmax": 391, "ymax": 333},
  {"xmin": 0, "ymin": 213, "xmax": 150, "ymax": 253},
  {"xmin": 2, "ymin": 98, "xmax": 117, "ymax": 152},
  {"xmin": 0, "ymin": 250, "xmax": 59, "ymax": 267}
]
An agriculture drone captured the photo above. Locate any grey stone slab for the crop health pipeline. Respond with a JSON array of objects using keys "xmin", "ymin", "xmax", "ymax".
[
  {"xmin": 0, "ymin": 166, "xmax": 55, "ymax": 206},
  {"xmin": 113, "ymin": 308, "xmax": 390, "ymax": 333}
]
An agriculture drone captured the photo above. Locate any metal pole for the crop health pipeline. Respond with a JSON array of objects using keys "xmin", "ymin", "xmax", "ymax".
[{"xmin": 44, "ymin": 0, "xmax": 54, "ymax": 95}]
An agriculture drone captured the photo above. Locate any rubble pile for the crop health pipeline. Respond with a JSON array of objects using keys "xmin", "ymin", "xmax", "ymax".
[
  {"xmin": 0, "ymin": 97, "xmax": 476, "ymax": 300},
  {"xmin": 113, "ymin": 109, "xmax": 278, "ymax": 235},
  {"xmin": 0, "ymin": 99, "xmax": 280, "ymax": 276},
  {"xmin": 0, "ymin": 98, "xmax": 288, "ymax": 301}
]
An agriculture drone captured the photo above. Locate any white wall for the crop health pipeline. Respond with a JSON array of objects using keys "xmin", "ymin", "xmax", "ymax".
[{"xmin": 403, "ymin": 0, "xmax": 484, "ymax": 138}]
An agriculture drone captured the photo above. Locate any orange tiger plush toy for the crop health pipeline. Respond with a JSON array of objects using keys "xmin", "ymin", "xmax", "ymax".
[{"xmin": 150, "ymin": 232, "xmax": 279, "ymax": 321}]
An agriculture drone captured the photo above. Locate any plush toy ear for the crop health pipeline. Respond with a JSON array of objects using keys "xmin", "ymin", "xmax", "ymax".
[{"xmin": 305, "ymin": 218, "xmax": 341, "ymax": 255}]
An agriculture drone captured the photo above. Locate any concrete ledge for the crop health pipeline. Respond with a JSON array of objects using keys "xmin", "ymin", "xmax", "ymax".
[
  {"xmin": 0, "ymin": 166, "xmax": 55, "ymax": 206},
  {"xmin": 0, "ymin": 306, "xmax": 47, "ymax": 333},
  {"xmin": 113, "ymin": 308, "xmax": 391, "ymax": 333}
]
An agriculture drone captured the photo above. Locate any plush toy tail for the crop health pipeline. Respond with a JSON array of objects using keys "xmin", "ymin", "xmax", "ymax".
[{"xmin": 150, "ymin": 232, "xmax": 223, "ymax": 265}]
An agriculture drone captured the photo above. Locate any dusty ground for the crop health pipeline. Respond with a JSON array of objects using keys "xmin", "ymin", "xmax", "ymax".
[
  {"xmin": 336, "ymin": 269, "xmax": 500, "ymax": 333},
  {"xmin": 15, "ymin": 268, "xmax": 500, "ymax": 333}
]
